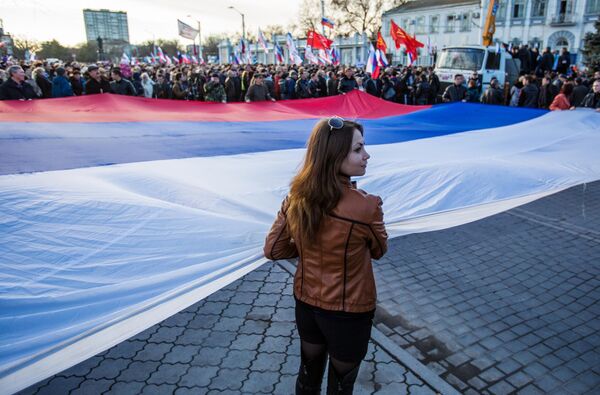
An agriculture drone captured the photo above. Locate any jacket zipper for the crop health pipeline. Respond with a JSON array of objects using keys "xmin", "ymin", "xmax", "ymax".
[{"xmin": 342, "ymin": 223, "xmax": 354, "ymax": 311}]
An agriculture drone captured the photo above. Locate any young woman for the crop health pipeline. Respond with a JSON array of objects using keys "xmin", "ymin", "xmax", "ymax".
[{"xmin": 264, "ymin": 117, "xmax": 388, "ymax": 394}]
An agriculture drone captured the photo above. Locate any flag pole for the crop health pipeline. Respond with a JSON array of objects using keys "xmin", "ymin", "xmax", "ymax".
[{"xmin": 320, "ymin": 0, "xmax": 325, "ymax": 36}]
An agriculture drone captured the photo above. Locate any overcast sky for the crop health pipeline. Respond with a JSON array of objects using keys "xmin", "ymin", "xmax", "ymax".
[{"xmin": 1, "ymin": 0, "xmax": 302, "ymax": 45}]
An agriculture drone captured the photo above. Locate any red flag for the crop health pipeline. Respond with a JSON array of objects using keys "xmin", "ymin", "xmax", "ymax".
[
  {"xmin": 376, "ymin": 31, "xmax": 387, "ymax": 53},
  {"xmin": 306, "ymin": 30, "xmax": 333, "ymax": 50},
  {"xmin": 390, "ymin": 19, "xmax": 424, "ymax": 63}
]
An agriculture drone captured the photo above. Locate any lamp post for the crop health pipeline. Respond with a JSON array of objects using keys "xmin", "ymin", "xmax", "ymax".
[
  {"xmin": 186, "ymin": 15, "xmax": 202, "ymax": 60},
  {"xmin": 227, "ymin": 6, "xmax": 245, "ymax": 42}
]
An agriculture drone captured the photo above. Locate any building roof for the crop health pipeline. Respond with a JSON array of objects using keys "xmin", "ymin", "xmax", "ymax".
[{"xmin": 383, "ymin": 0, "xmax": 480, "ymax": 15}]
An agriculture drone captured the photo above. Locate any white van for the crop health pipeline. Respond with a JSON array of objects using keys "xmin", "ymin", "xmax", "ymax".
[{"xmin": 434, "ymin": 45, "xmax": 521, "ymax": 94}]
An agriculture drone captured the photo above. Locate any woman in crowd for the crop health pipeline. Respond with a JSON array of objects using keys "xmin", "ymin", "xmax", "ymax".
[{"xmin": 264, "ymin": 117, "xmax": 388, "ymax": 394}]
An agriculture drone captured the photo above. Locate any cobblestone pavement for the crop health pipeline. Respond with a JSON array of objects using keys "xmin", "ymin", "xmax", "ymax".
[
  {"xmin": 18, "ymin": 262, "xmax": 437, "ymax": 395},
  {"xmin": 373, "ymin": 182, "xmax": 600, "ymax": 395}
]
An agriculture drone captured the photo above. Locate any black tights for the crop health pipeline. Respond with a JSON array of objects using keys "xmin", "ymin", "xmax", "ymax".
[{"xmin": 301, "ymin": 340, "xmax": 359, "ymax": 376}]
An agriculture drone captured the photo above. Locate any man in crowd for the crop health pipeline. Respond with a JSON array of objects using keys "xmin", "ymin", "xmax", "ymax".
[
  {"xmin": 518, "ymin": 75, "xmax": 539, "ymax": 108},
  {"xmin": 0, "ymin": 65, "xmax": 37, "ymax": 100},
  {"xmin": 109, "ymin": 67, "xmax": 137, "ymax": 96},
  {"xmin": 442, "ymin": 74, "xmax": 467, "ymax": 102},
  {"xmin": 245, "ymin": 74, "xmax": 275, "ymax": 102},
  {"xmin": 570, "ymin": 77, "xmax": 590, "ymax": 108},
  {"xmin": 337, "ymin": 67, "xmax": 358, "ymax": 94},
  {"xmin": 481, "ymin": 77, "xmax": 504, "ymax": 105},
  {"xmin": 578, "ymin": 79, "xmax": 600, "ymax": 110},
  {"xmin": 204, "ymin": 73, "xmax": 227, "ymax": 103},
  {"xmin": 84, "ymin": 65, "xmax": 111, "ymax": 94},
  {"xmin": 51, "ymin": 67, "xmax": 74, "ymax": 98}
]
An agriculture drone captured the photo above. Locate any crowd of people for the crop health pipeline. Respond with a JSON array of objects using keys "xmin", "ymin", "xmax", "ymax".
[{"xmin": 0, "ymin": 46, "xmax": 599, "ymax": 111}]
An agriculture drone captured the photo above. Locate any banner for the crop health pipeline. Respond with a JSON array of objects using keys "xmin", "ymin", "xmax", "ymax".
[{"xmin": 177, "ymin": 19, "xmax": 199, "ymax": 40}]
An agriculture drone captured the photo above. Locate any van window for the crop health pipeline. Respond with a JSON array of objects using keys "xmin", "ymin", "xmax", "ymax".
[
  {"xmin": 485, "ymin": 51, "xmax": 501, "ymax": 70},
  {"xmin": 435, "ymin": 48, "xmax": 485, "ymax": 71}
]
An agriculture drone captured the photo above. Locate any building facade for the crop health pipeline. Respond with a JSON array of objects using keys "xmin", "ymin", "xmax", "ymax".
[
  {"xmin": 83, "ymin": 9, "xmax": 130, "ymax": 44},
  {"xmin": 382, "ymin": 0, "xmax": 599, "ymax": 66}
]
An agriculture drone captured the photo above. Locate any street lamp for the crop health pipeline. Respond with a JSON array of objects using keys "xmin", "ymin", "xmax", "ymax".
[
  {"xmin": 228, "ymin": 6, "xmax": 246, "ymax": 42},
  {"xmin": 186, "ymin": 14, "xmax": 202, "ymax": 59}
]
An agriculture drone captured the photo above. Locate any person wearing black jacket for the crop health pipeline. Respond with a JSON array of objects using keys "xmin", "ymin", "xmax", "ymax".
[
  {"xmin": 0, "ymin": 65, "xmax": 37, "ymax": 100},
  {"xmin": 326, "ymin": 71, "xmax": 338, "ymax": 96},
  {"xmin": 364, "ymin": 73, "xmax": 380, "ymax": 97},
  {"xmin": 337, "ymin": 68, "xmax": 358, "ymax": 94},
  {"xmin": 84, "ymin": 65, "xmax": 112, "ymax": 95},
  {"xmin": 317, "ymin": 70, "xmax": 328, "ymax": 97},
  {"xmin": 109, "ymin": 67, "xmax": 137, "ymax": 96},
  {"xmin": 570, "ymin": 78, "xmax": 590, "ymax": 108},
  {"xmin": 481, "ymin": 78, "xmax": 504, "ymax": 105},
  {"xmin": 442, "ymin": 74, "xmax": 467, "ymax": 102},
  {"xmin": 33, "ymin": 67, "xmax": 52, "ymax": 98},
  {"xmin": 539, "ymin": 48, "xmax": 554, "ymax": 74},
  {"xmin": 152, "ymin": 73, "xmax": 171, "ymax": 99},
  {"xmin": 578, "ymin": 80, "xmax": 600, "ymax": 110},
  {"xmin": 296, "ymin": 71, "xmax": 311, "ymax": 99},
  {"xmin": 518, "ymin": 75, "xmax": 539, "ymax": 108},
  {"xmin": 414, "ymin": 74, "xmax": 432, "ymax": 105},
  {"xmin": 557, "ymin": 48, "xmax": 571, "ymax": 74},
  {"xmin": 538, "ymin": 76, "xmax": 559, "ymax": 109}
]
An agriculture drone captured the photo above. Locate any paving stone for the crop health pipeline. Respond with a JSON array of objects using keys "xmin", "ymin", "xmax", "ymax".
[
  {"xmin": 133, "ymin": 342, "xmax": 172, "ymax": 362},
  {"xmin": 258, "ymin": 335, "xmax": 291, "ymax": 353},
  {"xmin": 174, "ymin": 387, "xmax": 209, "ymax": 395},
  {"xmin": 221, "ymin": 349, "xmax": 257, "ymax": 369},
  {"xmin": 208, "ymin": 368, "xmax": 249, "ymax": 391},
  {"xmin": 140, "ymin": 384, "xmax": 177, "ymax": 394},
  {"xmin": 488, "ymin": 380, "xmax": 516, "ymax": 395},
  {"xmin": 251, "ymin": 352, "xmax": 286, "ymax": 372},
  {"xmin": 176, "ymin": 328, "xmax": 211, "ymax": 345},
  {"xmin": 59, "ymin": 355, "xmax": 104, "ymax": 377},
  {"xmin": 87, "ymin": 358, "xmax": 130, "ymax": 380},
  {"xmin": 373, "ymin": 382, "xmax": 409, "ymax": 394},
  {"xmin": 201, "ymin": 330, "xmax": 235, "ymax": 348},
  {"xmin": 71, "ymin": 379, "xmax": 114, "ymax": 395},
  {"xmin": 35, "ymin": 376, "xmax": 84, "ymax": 395},
  {"xmin": 179, "ymin": 365, "xmax": 219, "ymax": 388},
  {"xmin": 274, "ymin": 374, "xmax": 296, "ymax": 394},
  {"xmin": 148, "ymin": 326, "xmax": 185, "ymax": 343},
  {"xmin": 192, "ymin": 346, "xmax": 228, "ymax": 366},
  {"xmin": 230, "ymin": 334, "xmax": 263, "ymax": 350},
  {"xmin": 115, "ymin": 360, "xmax": 160, "ymax": 382},
  {"xmin": 105, "ymin": 340, "xmax": 146, "ymax": 359},
  {"xmin": 147, "ymin": 363, "xmax": 187, "ymax": 385},
  {"xmin": 241, "ymin": 371, "xmax": 279, "ymax": 393},
  {"xmin": 105, "ymin": 381, "xmax": 146, "ymax": 395}
]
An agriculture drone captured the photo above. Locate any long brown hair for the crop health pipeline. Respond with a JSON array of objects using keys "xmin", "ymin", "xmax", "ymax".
[{"xmin": 287, "ymin": 118, "xmax": 364, "ymax": 244}]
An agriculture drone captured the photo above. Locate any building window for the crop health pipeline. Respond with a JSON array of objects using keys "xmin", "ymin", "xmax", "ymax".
[
  {"xmin": 531, "ymin": 0, "xmax": 547, "ymax": 17},
  {"xmin": 416, "ymin": 16, "xmax": 426, "ymax": 33},
  {"xmin": 512, "ymin": 0, "xmax": 526, "ymax": 18},
  {"xmin": 445, "ymin": 15, "xmax": 456, "ymax": 32},
  {"xmin": 496, "ymin": 0, "xmax": 508, "ymax": 20},
  {"xmin": 460, "ymin": 13, "xmax": 470, "ymax": 31},
  {"xmin": 430, "ymin": 15, "xmax": 439, "ymax": 33},
  {"xmin": 402, "ymin": 18, "xmax": 411, "ymax": 30},
  {"xmin": 586, "ymin": 0, "xmax": 600, "ymax": 13}
]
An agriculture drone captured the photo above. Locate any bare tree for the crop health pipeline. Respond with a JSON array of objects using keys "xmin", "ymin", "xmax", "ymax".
[
  {"xmin": 12, "ymin": 36, "xmax": 41, "ymax": 59},
  {"xmin": 297, "ymin": 0, "xmax": 410, "ymax": 39}
]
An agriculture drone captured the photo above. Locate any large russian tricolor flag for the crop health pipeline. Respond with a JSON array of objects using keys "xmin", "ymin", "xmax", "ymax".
[{"xmin": 1, "ymin": 92, "xmax": 599, "ymax": 393}]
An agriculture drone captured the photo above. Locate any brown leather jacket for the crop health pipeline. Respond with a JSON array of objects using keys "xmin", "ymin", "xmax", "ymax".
[{"xmin": 264, "ymin": 180, "xmax": 388, "ymax": 313}]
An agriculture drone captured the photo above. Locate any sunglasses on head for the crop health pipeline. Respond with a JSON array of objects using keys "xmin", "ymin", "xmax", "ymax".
[{"xmin": 327, "ymin": 116, "xmax": 344, "ymax": 131}]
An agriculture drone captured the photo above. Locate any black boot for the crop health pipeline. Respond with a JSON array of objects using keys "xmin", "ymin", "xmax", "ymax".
[
  {"xmin": 295, "ymin": 350, "xmax": 327, "ymax": 395},
  {"xmin": 325, "ymin": 361, "xmax": 360, "ymax": 395}
]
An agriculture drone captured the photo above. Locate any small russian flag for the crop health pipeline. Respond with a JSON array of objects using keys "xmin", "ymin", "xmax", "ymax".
[{"xmin": 321, "ymin": 17, "xmax": 334, "ymax": 29}]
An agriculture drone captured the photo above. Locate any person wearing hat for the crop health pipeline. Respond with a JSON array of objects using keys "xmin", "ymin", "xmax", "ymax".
[
  {"xmin": 84, "ymin": 64, "xmax": 111, "ymax": 95},
  {"xmin": 245, "ymin": 74, "xmax": 276, "ymax": 102},
  {"xmin": 51, "ymin": 67, "xmax": 74, "ymax": 98},
  {"xmin": 204, "ymin": 72, "xmax": 226, "ymax": 103}
]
